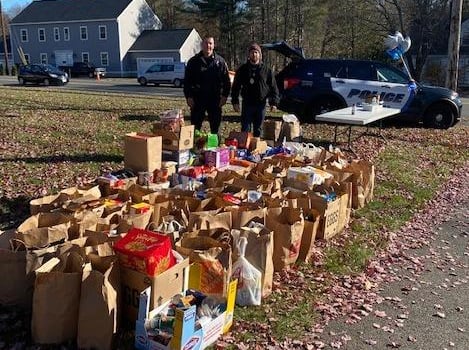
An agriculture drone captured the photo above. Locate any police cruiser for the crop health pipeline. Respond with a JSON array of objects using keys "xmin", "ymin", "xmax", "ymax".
[{"xmin": 264, "ymin": 41, "xmax": 462, "ymax": 129}]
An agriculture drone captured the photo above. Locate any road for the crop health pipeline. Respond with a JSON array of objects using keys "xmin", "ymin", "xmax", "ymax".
[{"xmin": 0, "ymin": 75, "xmax": 184, "ymax": 98}]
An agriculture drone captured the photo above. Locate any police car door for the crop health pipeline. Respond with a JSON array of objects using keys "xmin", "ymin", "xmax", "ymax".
[{"xmin": 331, "ymin": 61, "xmax": 410, "ymax": 110}]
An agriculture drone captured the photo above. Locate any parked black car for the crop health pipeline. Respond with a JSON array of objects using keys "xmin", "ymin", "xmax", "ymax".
[
  {"xmin": 18, "ymin": 64, "xmax": 69, "ymax": 86},
  {"xmin": 263, "ymin": 41, "xmax": 462, "ymax": 129},
  {"xmin": 60, "ymin": 62, "xmax": 106, "ymax": 78}
]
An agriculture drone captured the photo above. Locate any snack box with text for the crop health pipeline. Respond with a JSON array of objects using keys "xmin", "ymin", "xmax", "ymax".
[{"xmin": 204, "ymin": 148, "xmax": 230, "ymax": 168}]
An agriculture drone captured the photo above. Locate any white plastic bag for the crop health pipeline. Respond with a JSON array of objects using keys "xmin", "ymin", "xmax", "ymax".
[{"xmin": 232, "ymin": 237, "xmax": 262, "ymax": 306}]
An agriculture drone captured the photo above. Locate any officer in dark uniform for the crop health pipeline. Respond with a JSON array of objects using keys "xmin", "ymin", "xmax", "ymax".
[{"xmin": 184, "ymin": 36, "xmax": 231, "ymax": 134}]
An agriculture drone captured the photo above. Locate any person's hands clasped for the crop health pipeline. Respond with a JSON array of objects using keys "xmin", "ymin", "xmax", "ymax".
[
  {"xmin": 219, "ymin": 96, "xmax": 227, "ymax": 108},
  {"xmin": 233, "ymin": 103, "xmax": 240, "ymax": 113},
  {"xmin": 186, "ymin": 97, "xmax": 194, "ymax": 109}
]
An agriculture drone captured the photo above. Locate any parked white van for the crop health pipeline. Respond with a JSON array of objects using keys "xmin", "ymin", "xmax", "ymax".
[{"xmin": 137, "ymin": 62, "xmax": 185, "ymax": 87}]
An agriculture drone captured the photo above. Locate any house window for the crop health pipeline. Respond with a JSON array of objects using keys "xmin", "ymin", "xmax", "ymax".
[
  {"xmin": 64, "ymin": 27, "xmax": 70, "ymax": 41},
  {"xmin": 99, "ymin": 25, "xmax": 107, "ymax": 40},
  {"xmin": 82, "ymin": 52, "xmax": 89, "ymax": 64},
  {"xmin": 100, "ymin": 52, "xmax": 109, "ymax": 66},
  {"xmin": 24, "ymin": 54, "xmax": 30, "ymax": 64},
  {"xmin": 38, "ymin": 28, "xmax": 46, "ymax": 42},
  {"xmin": 54, "ymin": 27, "xmax": 60, "ymax": 41},
  {"xmin": 40, "ymin": 53, "xmax": 48, "ymax": 64},
  {"xmin": 20, "ymin": 29, "xmax": 28, "ymax": 42},
  {"xmin": 80, "ymin": 26, "xmax": 88, "ymax": 40}
]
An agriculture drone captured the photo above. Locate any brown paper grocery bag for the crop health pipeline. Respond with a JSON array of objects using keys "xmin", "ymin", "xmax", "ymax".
[
  {"xmin": 204, "ymin": 170, "xmax": 244, "ymax": 188},
  {"xmin": 68, "ymin": 210, "xmax": 100, "ymax": 241},
  {"xmin": 151, "ymin": 200, "xmax": 171, "ymax": 226},
  {"xmin": 176, "ymin": 236, "xmax": 231, "ymax": 296},
  {"xmin": 188, "ymin": 210, "xmax": 232, "ymax": 231},
  {"xmin": 30, "ymin": 192, "xmax": 74, "ymax": 215},
  {"xmin": 297, "ymin": 209, "xmax": 320, "ymax": 263},
  {"xmin": 266, "ymin": 207, "xmax": 304, "ymax": 271},
  {"xmin": 77, "ymin": 254, "xmax": 119, "ymax": 350},
  {"xmin": 60, "ymin": 184, "xmax": 102, "ymax": 200},
  {"xmin": 0, "ymin": 232, "xmax": 33, "ymax": 307},
  {"xmin": 16, "ymin": 212, "xmax": 72, "ymax": 249},
  {"xmin": 344, "ymin": 160, "xmax": 375, "ymax": 209},
  {"xmin": 32, "ymin": 251, "xmax": 83, "ymax": 344},
  {"xmin": 121, "ymin": 184, "xmax": 158, "ymax": 204},
  {"xmin": 236, "ymin": 224, "xmax": 274, "ymax": 297},
  {"xmin": 226, "ymin": 206, "xmax": 265, "ymax": 229},
  {"xmin": 0, "ymin": 238, "xmax": 75, "ymax": 308}
]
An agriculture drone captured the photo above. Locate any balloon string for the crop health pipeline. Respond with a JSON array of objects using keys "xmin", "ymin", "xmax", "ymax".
[{"xmin": 400, "ymin": 54, "xmax": 413, "ymax": 81}]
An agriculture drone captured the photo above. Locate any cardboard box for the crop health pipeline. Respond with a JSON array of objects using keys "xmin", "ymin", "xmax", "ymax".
[
  {"xmin": 135, "ymin": 279, "xmax": 237, "ymax": 350},
  {"xmin": 153, "ymin": 125, "xmax": 195, "ymax": 151},
  {"xmin": 162, "ymin": 150, "xmax": 191, "ymax": 168},
  {"xmin": 204, "ymin": 148, "xmax": 230, "ymax": 168},
  {"xmin": 124, "ymin": 133, "xmax": 162, "ymax": 173},
  {"xmin": 120, "ymin": 257, "xmax": 189, "ymax": 324}
]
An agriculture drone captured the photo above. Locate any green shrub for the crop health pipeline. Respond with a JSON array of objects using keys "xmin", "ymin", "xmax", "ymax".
[{"xmin": 11, "ymin": 65, "xmax": 17, "ymax": 76}]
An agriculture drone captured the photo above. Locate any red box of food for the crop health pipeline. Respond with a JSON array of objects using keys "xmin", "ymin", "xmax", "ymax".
[{"xmin": 113, "ymin": 228, "xmax": 175, "ymax": 276}]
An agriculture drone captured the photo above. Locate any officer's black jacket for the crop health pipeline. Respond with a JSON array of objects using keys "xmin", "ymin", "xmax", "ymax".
[{"xmin": 183, "ymin": 51, "xmax": 231, "ymax": 100}]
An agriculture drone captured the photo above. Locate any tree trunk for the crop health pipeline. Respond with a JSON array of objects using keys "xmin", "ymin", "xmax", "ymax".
[{"xmin": 446, "ymin": 0, "xmax": 463, "ymax": 90}]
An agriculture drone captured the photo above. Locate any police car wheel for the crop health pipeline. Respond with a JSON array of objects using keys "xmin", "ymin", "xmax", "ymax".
[
  {"xmin": 138, "ymin": 77, "xmax": 147, "ymax": 86},
  {"xmin": 423, "ymin": 103, "xmax": 454, "ymax": 129}
]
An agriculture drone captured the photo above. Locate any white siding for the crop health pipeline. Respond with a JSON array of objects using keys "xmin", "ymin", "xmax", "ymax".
[
  {"xmin": 179, "ymin": 29, "xmax": 202, "ymax": 63},
  {"xmin": 117, "ymin": 0, "xmax": 161, "ymax": 74}
]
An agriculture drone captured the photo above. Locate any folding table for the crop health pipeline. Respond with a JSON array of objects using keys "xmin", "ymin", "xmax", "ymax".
[{"xmin": 315, "ymin": 106, "xmax": 401, "ymax": 153}]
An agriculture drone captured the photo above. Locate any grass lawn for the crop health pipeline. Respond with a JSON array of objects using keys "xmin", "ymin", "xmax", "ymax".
[{"xmin": 0, "ymin": 86, "xmax": 468, "ymax": 347}]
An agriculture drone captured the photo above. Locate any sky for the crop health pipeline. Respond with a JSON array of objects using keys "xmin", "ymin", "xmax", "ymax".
[{"xmin": 3, "ymin": 0, "xmax": 32, "ymax": 13}]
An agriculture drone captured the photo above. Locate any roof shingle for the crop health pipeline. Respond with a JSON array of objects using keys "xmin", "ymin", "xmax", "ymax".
[
  {"xmin": 11, "ymin": 0, "xmax": 133, "ymax": 24},
  {"xmin": 128, "ymin": 29, "xmax": 193, "ymax": 51}
]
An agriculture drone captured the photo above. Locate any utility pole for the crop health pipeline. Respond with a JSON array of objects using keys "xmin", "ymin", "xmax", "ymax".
[
  {"xmin": 0, "ymin": 0, "xmax": 9, "ymax": 75},
  {"xmin": 446, "ymin": 0, "xmax": 463, "ymax": 91}
]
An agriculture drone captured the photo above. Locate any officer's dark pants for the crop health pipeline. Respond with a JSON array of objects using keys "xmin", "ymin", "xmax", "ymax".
[
  {"xmin": 241, "ymin": 102, "xmax": 266, "ymax": 137},
  {"xmin": 191, "ymin": 97, "xmax": 222, "ymax": 134}
]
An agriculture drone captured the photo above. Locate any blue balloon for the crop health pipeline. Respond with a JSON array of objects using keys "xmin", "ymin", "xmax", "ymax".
[
  {"xmin": 408, "ymin": 81, "xmax": 417, "ymax": 91},
  {"xmin": 386, "ymin": 47, "xmax": 403, "ymax": 60}
]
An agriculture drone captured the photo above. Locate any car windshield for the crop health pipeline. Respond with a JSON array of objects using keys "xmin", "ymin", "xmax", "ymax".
[
  {"xmin": 376, "ymin": 65, "xmax": 410, "ymax": 84},
  {"xmin": 42, "ymin": 64, "xmax": 61, "ymax": 73}
]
